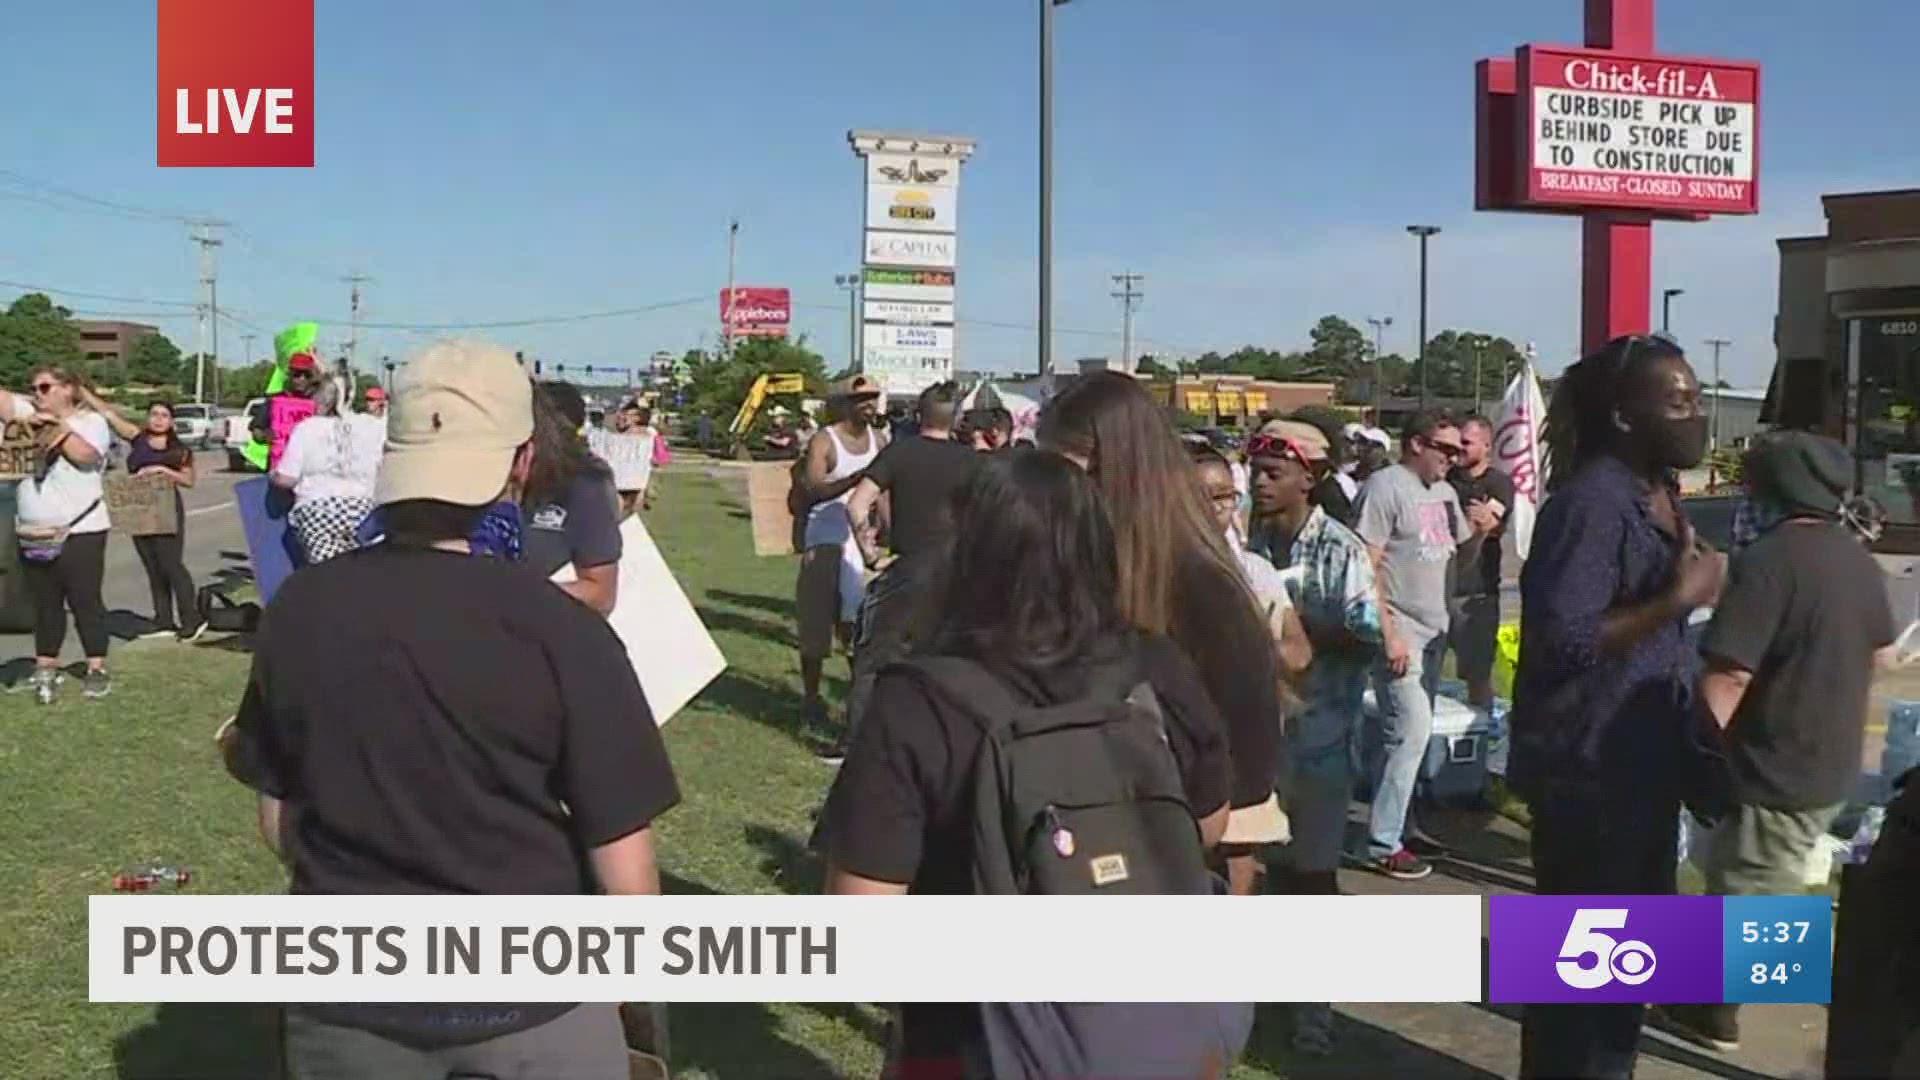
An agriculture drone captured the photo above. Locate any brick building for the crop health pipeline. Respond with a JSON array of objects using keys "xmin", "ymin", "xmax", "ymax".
[{"xmin": 73, "ymin": 320, "xmax": 160, "ymax": 377}]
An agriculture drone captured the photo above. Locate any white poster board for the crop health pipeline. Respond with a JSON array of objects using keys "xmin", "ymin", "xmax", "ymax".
[
  {"xmin": 587, "ymin": 428, "xmax": 656, "ymax": 494},
  {"xmin": 551, "ymin": 515, "xmax": 725, "ymax": 726}
]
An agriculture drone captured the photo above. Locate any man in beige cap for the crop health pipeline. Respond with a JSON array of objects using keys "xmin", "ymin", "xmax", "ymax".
[
  {"xmin": 223, "ymin": 339, "xmax": 680, "ymax": 1079},
  {"xmin": 791, "ymin": 374, "xmax": 887, "ymax": 757}
]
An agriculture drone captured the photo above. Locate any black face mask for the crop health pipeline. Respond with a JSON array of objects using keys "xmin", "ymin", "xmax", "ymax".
[{"xmin": 1641, "ymin": 414, "xmax": 1709, "ymax": 470}]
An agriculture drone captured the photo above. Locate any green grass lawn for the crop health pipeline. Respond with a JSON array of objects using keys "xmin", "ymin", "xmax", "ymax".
[{"xmin": 0, "ymin": 467, "xmax": 1373, "ymax": 1079}]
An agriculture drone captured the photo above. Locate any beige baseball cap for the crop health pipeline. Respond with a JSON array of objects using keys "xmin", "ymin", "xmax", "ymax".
[{"xmin": 376, "ymin": 339, "xmax": 535, "ymax": 507}]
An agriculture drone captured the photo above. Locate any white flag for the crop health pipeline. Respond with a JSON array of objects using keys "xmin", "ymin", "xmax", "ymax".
[{"xmin": 1493, "ymin": 365, "xmax": 1549, "ymax": 561}]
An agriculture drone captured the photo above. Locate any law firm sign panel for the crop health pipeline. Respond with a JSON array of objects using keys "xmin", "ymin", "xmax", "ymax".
[{"xmin": 1518, "ymin": 45, "xmax": 1759, "ymax": 216}]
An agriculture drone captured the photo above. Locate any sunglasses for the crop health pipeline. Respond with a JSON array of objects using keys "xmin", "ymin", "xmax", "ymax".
[
  {"xmin": 1245, "ymin": 434, "xmax": 1312, "ymax": 466},
  {"xmin": 32, "ymin": 381, "xmax": 58, "ymax": 394},
  {"xmin": 1425, "ymin": 438, "xmax": 1465, "ymax": 459}
]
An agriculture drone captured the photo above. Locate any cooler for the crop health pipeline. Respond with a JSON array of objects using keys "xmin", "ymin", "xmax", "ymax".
[{"xmin": 1357, "ymin": 685, "xmax": 1502, "ymax": 805}]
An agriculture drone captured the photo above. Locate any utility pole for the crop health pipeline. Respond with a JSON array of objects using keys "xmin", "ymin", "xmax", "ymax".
[
  {"xmin": 1663, "ymin": 288, "xmax": 1685, "ymax": 334},
  {"xmin": 835, "ymin": 273, "xmax": 861, "ymax": 373},
  {"xmin": 1110, "ymin": 271, "xmax": 1144, "ymax": 374},
  {"xmin": 724, "ymin": 219, "xmax": 739, "ymax": 359},
  {"xmin": 1704, "ymin": 337, "xmax": 1730, "ymax": 451},
  {"xmin": 343, "ymin": 273, "xmax": 372, "ymax": 374},
  {"xmin": 190, "ymin": 219, "xmax": 227, "ymax": 404}
]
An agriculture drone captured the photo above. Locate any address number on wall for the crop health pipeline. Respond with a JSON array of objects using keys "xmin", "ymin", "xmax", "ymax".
[{"xmin": 1881, "ymin": 321, "xmax": 1920, "ymax": 336}]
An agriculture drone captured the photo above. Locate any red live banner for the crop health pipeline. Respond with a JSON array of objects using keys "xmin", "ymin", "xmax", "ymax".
[
  {"xmin": 1518, "ymin": 45, "xmax": 1758, "ymax": 216},
  {"xmin": 157, "ymin": 0, "xmax": 315, "ymax": 168}
]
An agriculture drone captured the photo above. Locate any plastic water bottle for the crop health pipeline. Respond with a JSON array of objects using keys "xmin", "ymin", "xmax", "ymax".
[
  {"xmin": 1845, "ymin": 807, "xmax": 1887, "ymax": 865},
  {"xmin": 113, "ymin": 864, "xmax": 192, "ymax": 892}
]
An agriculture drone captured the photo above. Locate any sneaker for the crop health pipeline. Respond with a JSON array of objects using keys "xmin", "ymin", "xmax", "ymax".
[
  {"xmin": 29, "ymin": 668, "xmax": 62, "ymax": 705},
  {"xmin": 1368, "ymin": 848, "xmax": 1433, "ymax": 881},
  {"xmin": 177, "ymin": 623, "xmax": 209, "ymax": 644},
  {"xmin": 1652, "ymin": 1003, "xmax": 1740, "ymax": 1053},
  {"xmin": 139, "ymin": 626, "xmax": 178, "ymax": 641},
  {"xmin": 815, "ymin": 734, "xmax": 851, "ymax": 765},
  {"xmin": 82, "ymin": 669, "xmax": 113, "ymax": 700},
  {"xmin": 1291, "ymin": 1003, "xmax": 1336, "ymax": 1057}
]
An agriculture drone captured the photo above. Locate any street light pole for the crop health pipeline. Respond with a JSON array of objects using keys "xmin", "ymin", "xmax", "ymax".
[
  {"xmin": 1704, "ymin": 337, "xmax": 1730, "ymax": 452},
  {"xmin": 1406, "ymin": 225, "xmax": 1440, "ymax": 410},
  {"xmin": 835, "ymin": 273, "xmax": 861, "ymax": 373},
  {"xmin": 1366, "ymin": 315, "xmax": 1393, "ymax": 419},
  {"xmin": 724, "ymin": 219, "xmax": 739, "ymax": 359},
  {"xmin": 1039, "ymin": 0, "xmax": 1064, "ymax": 380},
  {"xmin": 1662, "ymin": 287, "xmax": 1685, "ymax": 334}
]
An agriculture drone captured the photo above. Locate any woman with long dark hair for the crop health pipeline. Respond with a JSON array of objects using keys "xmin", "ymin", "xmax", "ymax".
[
  {"xmin": 1037, "ymin": 371, "xmax": 1285, "ymax": 896},
  {"xmin": 522, "ymin": 381, "xmax": 622, "ymax": 614},
  {"xmin": 2, "ymin": 366, "xmax": 114, "ymax": 702},
  {"xmin": 85, "ymin": 392, "xmax": 205, "ymax": 641},
  {"xmin": 818, "ymin": 448, "xmax": 1237, "ymax": 1074},
  {"xmin": 1514, "ymin": 334, "xmax": 1726, "ymax": 1079}
]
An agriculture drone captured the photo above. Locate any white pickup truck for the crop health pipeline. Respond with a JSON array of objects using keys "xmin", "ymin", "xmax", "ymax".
[{"xmin": 224, "ymin": 398, "xmax": 266, "ymax": 472}]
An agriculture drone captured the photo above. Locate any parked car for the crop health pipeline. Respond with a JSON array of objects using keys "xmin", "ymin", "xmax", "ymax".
[
  {"xmin": 225, "ymin": 398, "xmax": 266, "ymax": 472},
  {"xmin": 169, "ymin": 402, "xmax": 221, "ymax": 450}
]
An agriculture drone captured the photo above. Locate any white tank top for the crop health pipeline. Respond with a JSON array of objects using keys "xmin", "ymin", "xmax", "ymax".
[{"xmin": 803, "ymin": 425, "xmax": 883, "ymax": 547}]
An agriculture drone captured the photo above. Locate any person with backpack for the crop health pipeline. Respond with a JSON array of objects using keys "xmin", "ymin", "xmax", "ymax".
[
  {"xmin": 816, "ymin": 448, "xmax": 1250, "ymax": 1079},
  {"xmin": 1037, "ymin": 371, "xmax": 1286, "ymax": 897}
]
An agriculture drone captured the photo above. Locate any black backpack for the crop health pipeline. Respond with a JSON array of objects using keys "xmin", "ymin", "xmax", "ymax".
[{"xmin": 893, "ymin": 655, "xmax": 1253, "ymax": 1079}]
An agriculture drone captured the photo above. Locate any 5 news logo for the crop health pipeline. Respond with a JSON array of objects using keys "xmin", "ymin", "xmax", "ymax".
[
  {"xmin": 157, "ymin": 0, "xmax": 315, "ymax": 167},
  {"xmin": 1488, "ymin": 895, "xmax": 1832, "ymax": 1005}
]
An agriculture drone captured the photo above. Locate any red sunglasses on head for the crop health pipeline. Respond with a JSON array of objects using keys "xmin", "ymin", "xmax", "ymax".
[{"xmin": 1245, "ymin": 434, "xmax": 1312, "ymax": 465}]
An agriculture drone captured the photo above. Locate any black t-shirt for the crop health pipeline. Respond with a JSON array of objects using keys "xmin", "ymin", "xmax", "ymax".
[
  {"xmin": 522, "ymin": 462, "xmax": 623, "ymax": 578},
  {"xmin": 231, "ymin": 546, "xmax": 679, "ymax": 1044},
  {"xmin": 1448, "ymin": 465, "xmax": 1515, "ymax": 596},
  {"xmin": 814, "ymin": 631, "xmax": 1229, "ymax": 1065},
  {"xmin": 1700, "ymin": 522, "xmax": 1896, "ymax": 809},
  {"xmin": 865, "ymin": 434, "xmax": 981, "ymax": 558}
]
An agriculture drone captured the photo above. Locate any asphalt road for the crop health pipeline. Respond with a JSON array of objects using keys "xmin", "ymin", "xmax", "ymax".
[{"xmin": 1, "ymin": 451, "xmax": 253, "ymax": 672}]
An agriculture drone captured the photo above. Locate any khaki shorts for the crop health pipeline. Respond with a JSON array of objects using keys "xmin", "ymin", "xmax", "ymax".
[
  {"xmin": 1222, "ymin": 793, "xmax": 1290, "ymax": 846},
  {"xmin": 796, "ymin": 545, "xmax": 850, "ymax": 660}
]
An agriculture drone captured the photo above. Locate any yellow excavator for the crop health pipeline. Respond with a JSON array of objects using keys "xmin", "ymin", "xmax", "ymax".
[{"xmin": 728, "ymin": 372, "xmax": 807, "ymax": 459}]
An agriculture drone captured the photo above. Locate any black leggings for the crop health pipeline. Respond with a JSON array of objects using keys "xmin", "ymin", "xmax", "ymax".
[
  {"xmin": 134, "ymin": 522, "xmax": 198, "ymax": 631},
  {"xmin": 23, "ymin": 529, "xmax": 109, "ymax": 660}
]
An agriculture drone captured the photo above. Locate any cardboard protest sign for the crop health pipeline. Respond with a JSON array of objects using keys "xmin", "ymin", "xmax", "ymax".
[{"xmin": 104, "ymin": 471, "xmax": 180, "ymax": 536}]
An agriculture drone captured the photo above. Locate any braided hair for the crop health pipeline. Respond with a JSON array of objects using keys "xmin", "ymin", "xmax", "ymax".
[{"xmin": 1542, "ymin": 333, "xmax": 1688, "ymax": 494}]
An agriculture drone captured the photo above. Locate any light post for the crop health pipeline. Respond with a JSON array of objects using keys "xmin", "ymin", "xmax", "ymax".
[
  {"xmin": 1366, "ymin": 315, "xmax": 1393, "ymax": 418},
  {"xmin": 1407, "ymin": 225, "xmax": 1440, "ymax": 410},
  {"xmin": 1039, "ymin": 0, "xmax": 1072, "ymax": 379},
  {"xmin": 835, "ymin": 273, "xmax": 862, "ymax": 374},
  {"xmin": 1704, "ymin": 337, "xmax": 1731, "ymax": 452},
  {"xmin": 1662, "ymin": 287, "xmax": 1684, "ymax": 334}
]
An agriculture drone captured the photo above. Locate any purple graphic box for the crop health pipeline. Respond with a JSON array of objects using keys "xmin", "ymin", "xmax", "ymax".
[{"xmin": 1490, "ymin": 895, "xmax": 1724, "ymax": 1004}]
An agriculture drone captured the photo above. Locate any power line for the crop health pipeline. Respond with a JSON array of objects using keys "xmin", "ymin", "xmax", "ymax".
[
  {"xmin": 0, "ymin": 279, "xmax": 200, "ymax": 308},
  {"xmin": 0, "ymin": 169, "xmax": 202, "ymax": 223}
]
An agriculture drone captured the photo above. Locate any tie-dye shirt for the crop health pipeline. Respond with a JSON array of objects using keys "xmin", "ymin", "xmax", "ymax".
[{"xmin": 1249, "ymin": 506, "xmax": 1383, "ymax": 760}]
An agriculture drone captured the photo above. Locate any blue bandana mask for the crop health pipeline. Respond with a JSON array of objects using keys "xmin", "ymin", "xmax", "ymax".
[
  {"xmin": 354, "ymin": 500, "xmax": 525, "ymax": 561},
  {"xmin": 468, "ymin": 500, "xmax": 525, "ymax": 561}
]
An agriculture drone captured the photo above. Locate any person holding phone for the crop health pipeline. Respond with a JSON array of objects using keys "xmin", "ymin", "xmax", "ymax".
[{"xmin": 1447, "ymin": 414, "xmax": 1513, "ymax": 712}]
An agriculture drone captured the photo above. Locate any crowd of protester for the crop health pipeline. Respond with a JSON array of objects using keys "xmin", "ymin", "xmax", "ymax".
[{"xmin": 12, "ymin": 327, "xmax": 1912, "ymax": 1077}]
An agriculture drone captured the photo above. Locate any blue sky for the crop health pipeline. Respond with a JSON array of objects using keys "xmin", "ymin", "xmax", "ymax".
[{"xmin": 2, "ymin": 0, "xmax": 1915, "ymax": 387}]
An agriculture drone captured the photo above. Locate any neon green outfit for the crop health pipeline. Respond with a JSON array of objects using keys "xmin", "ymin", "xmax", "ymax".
[{"xmin": 241, "ymin": 322, "xmax": 320, "ymax": 471}]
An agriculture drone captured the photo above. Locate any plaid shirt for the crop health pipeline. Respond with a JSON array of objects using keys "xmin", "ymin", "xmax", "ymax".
[{"xmin": 1249, "ymin": 506, "xmax": 1382, "ymax": 762}]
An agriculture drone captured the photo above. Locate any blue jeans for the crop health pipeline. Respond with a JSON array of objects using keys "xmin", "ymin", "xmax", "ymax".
[{"xmin": 1363, "ymin": 628, "xmax": 1443, "ymax": 860}]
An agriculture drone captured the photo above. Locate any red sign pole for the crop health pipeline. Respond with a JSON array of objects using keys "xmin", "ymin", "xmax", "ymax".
[{"xmin": 1579, "ymin": 0, "xmax": 1655, "ymax": 355}]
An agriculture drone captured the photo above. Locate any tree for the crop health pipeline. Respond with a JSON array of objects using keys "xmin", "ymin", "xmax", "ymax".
[
  {"xmin": 125, "ymin": 332, "xmax": 185, "ymax": 387},
  {"xmin": 0, "ymin": 293, "xmax": 83, "ymax": 388},
  {"xmin": 1299, "ymin": 315, "xmax": 1370, "ymax": 382},
  {"xmin": 1135, "ymin": 354, "xmax": 1171, "ymax": 377},
  {"xmin": 681, "ymin": 336, "xmax": 829, "ymax": 433},
  {"xmin": 1414, "ymin": 330, "xmax": 1526, "ymax": 407}
]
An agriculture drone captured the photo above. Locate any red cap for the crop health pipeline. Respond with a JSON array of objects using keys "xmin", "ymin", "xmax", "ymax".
[{"xmin": 287, "ymin": 352, "xmax": 318, "ymax": 373}]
